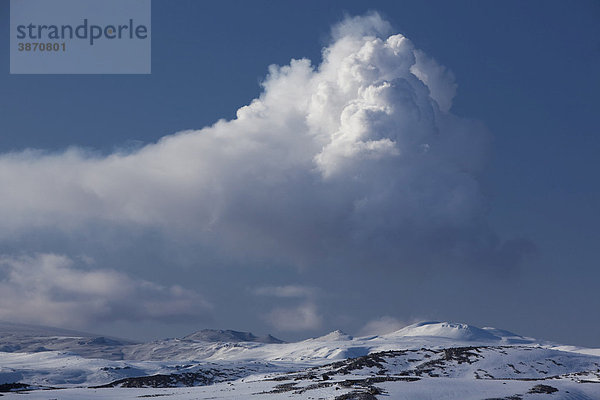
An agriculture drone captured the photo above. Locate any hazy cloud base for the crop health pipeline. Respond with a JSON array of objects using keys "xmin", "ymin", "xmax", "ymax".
[
  {"xmin": 0, "ymin": 253, "xmax": 211, "ymax": 327},
  {"xmin": 0, "ymin": 13, "xmax": 533, "ymax": 330}
]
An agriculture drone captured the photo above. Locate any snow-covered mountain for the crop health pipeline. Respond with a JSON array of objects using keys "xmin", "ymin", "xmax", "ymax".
[
  {"xmin": 0, "ymin": 321, "xmax": 137, "ymax": 360},
  {"xmin": 182, "ymin": 329, "xmax": 284, "ymax": 344},
  {"xmin": 0, "ymin": 321, "xmax": 599, "ymax": 399},
  {"xmin": 116, "ymin": 321, "xmax": 544, "ymax": 363}
]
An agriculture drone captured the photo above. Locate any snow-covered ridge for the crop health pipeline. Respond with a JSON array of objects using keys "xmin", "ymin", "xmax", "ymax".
[
  {"xmin": 385, "ymin": 321, "xmax": 537, "ymax": 344},
  {"xmin": 1, "ymin": 321, "xmax": 599, "ymax": 400},
  {"xmin": 0, "ymin": 321, "xmax": 137, "ymax": 359},
  {"xmin": 0, "ymin": 320, "xmax": 561, "ymax": 363},
  {"xmin": 182, "ymin": 329, "xmax": 284, "ymax": 344},
  {"xmin": 111, "ymin": 321, "xmax": 545, "ymax": 363}
]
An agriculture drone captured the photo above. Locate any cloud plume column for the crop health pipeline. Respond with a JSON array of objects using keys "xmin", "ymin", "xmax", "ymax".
[{"xmin": 0, "ymin": 13, "xmax": 527, "ymax": 274}]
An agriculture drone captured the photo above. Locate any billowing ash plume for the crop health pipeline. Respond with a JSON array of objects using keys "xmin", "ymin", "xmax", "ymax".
[{"xmin": 0, "ymin": 13, "xmax": 530, "ymax": 279}]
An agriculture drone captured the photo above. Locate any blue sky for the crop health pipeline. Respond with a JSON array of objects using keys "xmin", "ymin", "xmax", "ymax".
[{"xmin": 0, "ymin": 1, "xmax": 599, "ymax": 346}]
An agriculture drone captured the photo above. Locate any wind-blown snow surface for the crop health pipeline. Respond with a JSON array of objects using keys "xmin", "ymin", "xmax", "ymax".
[{"xmin": 1, "ymin": 321, "xmax": 599, "ymax": 399}]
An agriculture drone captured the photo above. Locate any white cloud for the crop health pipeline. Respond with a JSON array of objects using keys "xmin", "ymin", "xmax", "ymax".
[
  {"xmin": 0, "ymin": 13, "xmax": 529, "ymax": 275},
  {"xmin": 253, "ymin": 285, "xmax": 317, "ymax": 298},
  {"xmin": 264, "ymin": 303, "xmax": 323, "ymax": 332},
  {"xmin": 0, "ymin": 254, "xmax": 212, "ymax": 328},
  {"xmin": 330, "ymin": 11, "xmax": 392, "ymax": 40},
  {"xmin": 410, "ymin": 50, "xmax": 458, "ymax": 113},
  {"xmin": 358, "ymin": 316, "xmax": 409, "ymax": 336},
  {"xmin": 254, "ymin": 285, "xmax": 321, "ymax": 332}
]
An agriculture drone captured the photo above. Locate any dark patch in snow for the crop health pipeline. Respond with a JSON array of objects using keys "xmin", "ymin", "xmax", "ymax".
[
  {"xmin": 528, "ymin": 384, "xmax": 559, "ymax": 394},
  {"xmin": 0, "ymin": 383, "xmax": 30, "ymax": 392}
]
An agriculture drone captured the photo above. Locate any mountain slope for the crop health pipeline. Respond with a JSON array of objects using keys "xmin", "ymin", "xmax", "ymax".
[
  {"xmin": 182, "ymin": 329, "xmax": 283, "ymax": 344},
  {"xmin": 0, "ymin": 321, "xmax": 599, "ymax": 400},
  {"xmin": 0, "ymin": 321, "xmax": 137, "ymax": 360}
]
